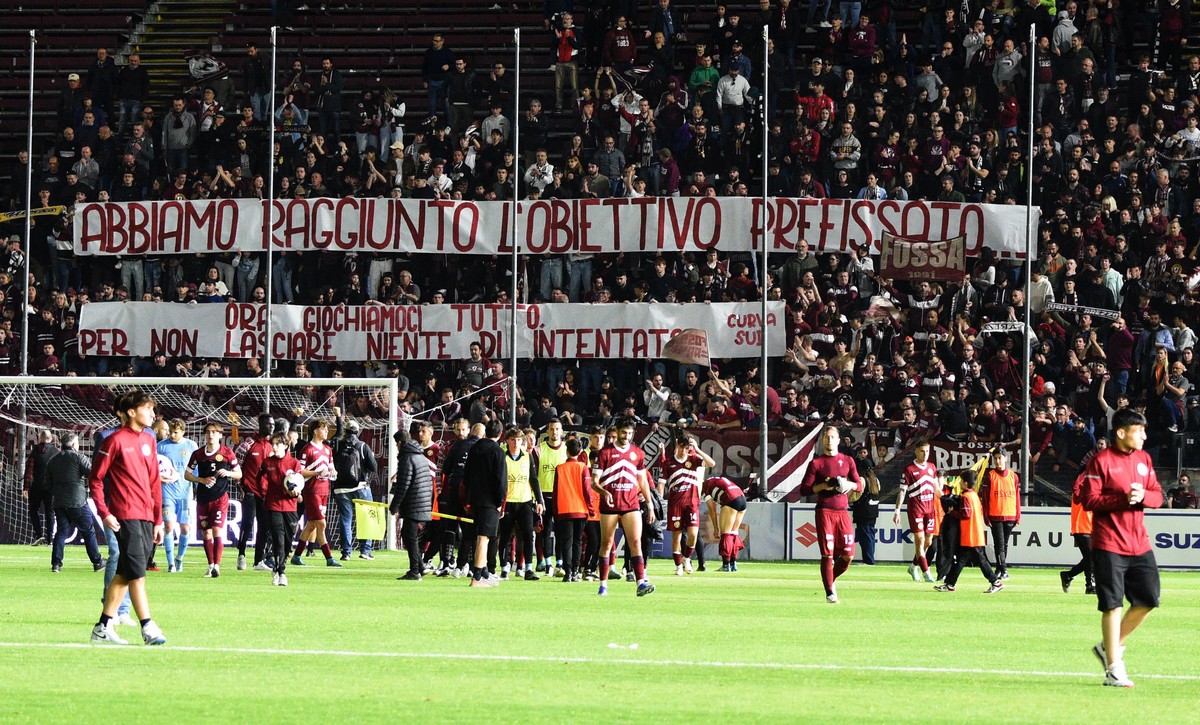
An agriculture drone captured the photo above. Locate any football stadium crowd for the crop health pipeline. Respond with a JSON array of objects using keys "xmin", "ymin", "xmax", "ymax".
[{"xmin": 2, "ymin": 0, "xmax": 1200, "ymax": 492}]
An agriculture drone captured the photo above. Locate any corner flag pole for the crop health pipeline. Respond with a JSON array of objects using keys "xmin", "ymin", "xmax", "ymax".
[
  {"xmin": 509, "ymin": 27, "xmax": 521, "ymax": 426},
  {"xmin": 759, "ymin": 23, "xmax": 771, "ymax": 487},
  {"xmin": 1020, "ymin": 24, "xmax": 1036, "ymax": 496}
]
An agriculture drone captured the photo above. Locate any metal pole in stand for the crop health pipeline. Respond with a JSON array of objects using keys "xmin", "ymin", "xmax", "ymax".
[
  {"xmin": 265, "ymin": 25, "xmax": 279, "ymax": 414},
  {"xmin": 509, "ymin": 27, "xmax": 521, "ymax": 426},
  {"xmin": 1021, "ymin": 24, "xmax": 1037, "ymax": 497},
  {"xmin": 20, "ymin": 30, "xmax": 36, "ymax": 376},
  {"xmin": 759, "ymin": 23, "xmax": 771, "ymax": 492}
]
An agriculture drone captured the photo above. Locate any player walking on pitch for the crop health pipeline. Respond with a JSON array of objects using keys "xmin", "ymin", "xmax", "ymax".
[
  {"xmin": 591, "ymin": 418, "xmax": 656, "ymax": 597},
  {"xmin": 800, "ymin": 426, "xmax": 862, "ymax": 603},
  {"xmin": 1079, "ymin": 409, "xmax": 1163, "ymax": 688},
  {"xmin": 259, "ymin": 434, "xmax": 304, "ymax": 586},
  {"xmin": 892, "ymin": 440, "xmax": 938, "ymax": 582},
  {"xmin": 186, "ymin": 423, "xmax": 242, "ymax": 578},
  {"xmin": 89, "ymin": 389, "xmax": 167, "ymax": 646},
  {"xmin": 291, "ymin": 419, "xmax": 343, "ymax": 568},
  {"xmin": 660, "ymin": 430, "xmax": 715, "ymax": 575}
]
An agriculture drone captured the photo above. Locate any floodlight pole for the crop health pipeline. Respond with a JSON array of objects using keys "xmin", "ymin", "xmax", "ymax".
[
  {"xmin": 265, "ymin": 25, "xmax": 279, "ymax": 413},
  {"xmin": 759, "ymin": 23, "xmax": 770, "ymax": 488},
  {"xmin": 509, "ymin": 27, "xmax": 521, "ymax": 426},
  {"xmin": 1021, "ymin": 24, "xmax": 1036, "ymax": 496},
  {"xmin": 20, "ymin": 31, "xmax": 36, "ymax": 377}
]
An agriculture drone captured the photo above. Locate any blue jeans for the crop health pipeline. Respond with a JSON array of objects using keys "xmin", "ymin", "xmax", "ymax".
[
  {"xmin": 143, "ymin": 259, "xmax": 164, "ymax": 296},
  {"xmin": 53, "ymin": 506, "xmax": 103, "ymax": 567},
  {"xmin": 235, "ymin": 255, "xmax": 261, "ymax": 302},
  {"xmin": 838, "ymin": 1, "xmax": 861, "ymax": 27},
  {"xmin": 272, "ymin": 255, "xmax": 293, "ymax": 303},
  {"xmin": 426, "ymin": 80, "xmax": 447, "ymax": 118},
  {"xmin": 539, "ymin": 257, "xmax": 563, "ymax": 301},
  {"xmin": 117, "ymin": 99, "xmax": 141, "ymax": 135},
  {"xmin": 567, "ymin": 258, "xmax": 592, "ymax": 302},
  {"xmin": 334, "ymin": 487, "xmax": 373, "ymax": 557},
  {"xmin": 102, "ymin": 525, "xmax": 132, "ymax": 616},
  {"xmin": 808, "ymin": 0, "xmax": 831, "ymax": 24},
  {"xmin": 855, "ymin": 523, "xmax": 877, "ymax": 565},
  {"xmin": 250, "ymin": 91, "xmax": 269, "ymax": 121}
]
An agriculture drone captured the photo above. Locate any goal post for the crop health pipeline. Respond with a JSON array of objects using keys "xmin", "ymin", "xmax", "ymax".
[{"xmin": 0, "ymin": 376, "xmax": 399, "ymax": 551}]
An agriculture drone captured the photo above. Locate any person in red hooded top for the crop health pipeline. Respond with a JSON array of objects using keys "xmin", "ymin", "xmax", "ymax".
[
  {"xmin": 1079, "ymin": 408, "xmax": 1164, "ymax": 689},
  {"xmin": 800, "ymin": 425, "xmax": 862, "ymax": 603},
  {"xmin": 236, "ymin": 412, "xmax": 275, "ymax": 571},
  {"xmin": 88, "ymin": 389, "xmax": 166, "ymax": 646}
]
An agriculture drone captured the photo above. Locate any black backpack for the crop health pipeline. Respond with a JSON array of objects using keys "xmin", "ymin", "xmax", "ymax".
[{"xmin": 334, "ymin": 437, "xmax": 365, "ymax": 485}]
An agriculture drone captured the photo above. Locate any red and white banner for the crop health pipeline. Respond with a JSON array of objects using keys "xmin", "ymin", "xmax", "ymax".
[
  {"xmin": 73, "ymin": 198, "xmax": 1034, "ymax": 257},
  {"xmin": 762, "ymin": 423, "xmax": 824, "ymax": 502},
  {"xmin": 77, "ymin": 301, "xmax": 785, "ymax": 360},
  {"xmin": 878, "ymin": 232, "xmax": 967, "ymax": 282}
]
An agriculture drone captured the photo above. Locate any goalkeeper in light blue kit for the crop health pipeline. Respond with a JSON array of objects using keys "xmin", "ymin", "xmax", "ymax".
[{"xmin": 157, "ymin": 419, "xmax": 198, "ymax": 572}]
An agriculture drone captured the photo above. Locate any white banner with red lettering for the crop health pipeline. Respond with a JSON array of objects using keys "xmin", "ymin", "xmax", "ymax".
[
  {"xmin": 77, "ymin": 301, "xmax": 784, "ymax": 360},
  {"xmin": 73, "ymin": 198, "xmax": 1034, "ymax": 258}
]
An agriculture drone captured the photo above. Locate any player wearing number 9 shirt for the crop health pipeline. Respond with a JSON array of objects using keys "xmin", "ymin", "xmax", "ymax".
[{"xmin": 800, "ymin": 426, "xmax": 862, "ymax": 603}]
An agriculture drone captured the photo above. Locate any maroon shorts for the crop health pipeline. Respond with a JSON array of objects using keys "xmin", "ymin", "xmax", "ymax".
[
  {"xmin": 303, "ymin": 490, "xmax": 330, "ymax": 521},
  {"xmin": 815, "ymin": 507, "xmax": 854, "ymax": 559},
  {"xmin": 667, "ymin": 502, "xmax": 699, "ymax": 531},
  {"xmin": 907, "ymin": 503, "xmax": 935, "ymax": 535},
  {"xmin": 196, "ymin": 495, "xmax": 228, "ymax": 531}
]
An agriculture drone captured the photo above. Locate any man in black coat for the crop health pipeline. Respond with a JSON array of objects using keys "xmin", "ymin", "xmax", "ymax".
[
  {"xmin": 438, "ymin": 418, "xmax": 479, "ymax": 576},
  {"xmin": 390, "ymin": 427, "xmax": 433, "ymax": 580},
  {"xmin": 463, "ymin": 418, "xmax": 506, "ymax": 587},
  {"xmin": 48, "ymin": 432, "xmax": 104, "ymax": 572},
  {"xmin": 24, "ymin": 429, "xmax": 59, "ymax": 546}
]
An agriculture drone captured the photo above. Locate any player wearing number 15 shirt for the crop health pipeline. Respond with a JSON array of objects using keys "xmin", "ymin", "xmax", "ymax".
[{"xmin": 800, "ymin": 426, "xmax": 862, "ymax": 603}]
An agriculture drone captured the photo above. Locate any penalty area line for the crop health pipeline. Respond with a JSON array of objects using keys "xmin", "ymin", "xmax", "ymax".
[{"xmin": 0, "ymin": 642, "xmax": 1196, "ymax": 682}]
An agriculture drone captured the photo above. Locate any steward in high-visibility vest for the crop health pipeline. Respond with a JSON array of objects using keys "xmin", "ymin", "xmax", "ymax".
[
  {"xmin": 980, "ymin": 449, "xmax": 1020, "ymax": 580},
  {"xmin": 535, "ymin": 421, "xmax": 569, "ymax": 574},
  {"xmin": 1061, "ymin": 441, "xmax": 1104, "ymax": 594},
  {"xmin": 934, "ymin": 475, "xmax": 1004, "ymax": 593}
]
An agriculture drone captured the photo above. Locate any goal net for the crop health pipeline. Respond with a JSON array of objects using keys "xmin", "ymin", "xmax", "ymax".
[{"xmin": 0, "ymin": 376, "xmax": 399, "ymax": 551}]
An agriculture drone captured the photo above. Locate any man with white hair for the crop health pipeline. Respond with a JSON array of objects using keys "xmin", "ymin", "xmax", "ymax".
[{"xmin": 48, "ymin": 432, "xmax": 104, "ymax": 573}]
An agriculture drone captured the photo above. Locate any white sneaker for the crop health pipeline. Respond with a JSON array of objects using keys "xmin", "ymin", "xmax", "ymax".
[
  {"xmin": 278, "ymin": 573, "xmax": 289, "ymax": 587},
  {"xmin": 923, "ymin": 569, "xmax": 935, "ymax": 583},
  {"xmin": 826, "ymin": 593, "xmax": 840, "ymax": 604},
  {"xmin": 684, "ymin": 560, "xmax": 693, "ymax": 574},
  {"xmin": 254, "ymin": 562, "xmax": 272, "ymax": 571},
  {"xmin": 141, "ymin": 620, "xmax": 166, "ymax": 646},
  {"xmin": 554, "ymin": 566, "xmax": 565, "ymax": 577},
  {"xmin": 203, "ymin": 565, "xmax": 215, "ymax": 578},
  {"xmin": 675, "ymin": 565, "xmax": 684, "ymax": 576},
  {"xmin": 91, "ymin": 622, "xmax": 128, "ymax": 645},
  {"xmin": 819, "ymin": 21, "xmax": 832, "ymax": 28},
  {"xmin": 1105, "ymin": 661, "xmax": 1135, "ymax": 688},
  {"xmin": 272, "ymin": 572, "xmax": 280, "ymax": 586},
  {"xmin": 237, "ymin": 555, "xmax": 247, "ymax": 571},
  {"xmin": 116, "ymin": 613, "xmax": 137, "ymax": 628}
]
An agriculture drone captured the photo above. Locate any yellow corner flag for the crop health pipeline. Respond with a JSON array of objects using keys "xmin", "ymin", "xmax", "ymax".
[{"xmin": 353, "ymin": 499, "xmax": 388, "ymax": 541}]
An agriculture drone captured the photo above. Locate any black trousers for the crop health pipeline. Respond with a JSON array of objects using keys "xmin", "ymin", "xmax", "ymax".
[
  {"xmin": 990, "ymin": 520, "xmax": 1016, "ymax": 573},
  {"xmin": 936, "ymin": 522, "xmax": 959, "ymax": 578},
  {"xmin": 240, "ymin": 492, "xmax": 273, "ymax": 564},
  {"xmin": 498, "ymin": 501, "xmax": 536, "ymax": 569},
  {"xmin": 539, "ymin": 493, "xmax": 556, "ymax": 564},
  {"xmin": 556, "ymin": 517, "xmax": 584, "ymax": 574},
  {"xmin": 1066, "ymin": 533, "xmax": 1094, "ymax": 583},
  {"xmin": 28, "ymin": 487, "xmax": 54, "ymax": 540},
  {"xmin": 402, "ymin": 518, "xmax": 423, "ymax": 574},
  {"xmin": 269, "ymin": 510, "xmax": 298, "ymax": 575},
  {"xmin": 439, "ymin": 498, "xmax": 463, "ymax": 567},
  {"xmin": 946, "ymin": 545, "xmax": 997, "ymax": 587},
  {"xmin": 582, "ymin": 520, "xmax": 600, "ymax": 571}
]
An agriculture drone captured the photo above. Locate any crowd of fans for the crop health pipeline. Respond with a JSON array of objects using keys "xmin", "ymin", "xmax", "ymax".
[{"xmin": 1, "ymin": 0, "xmax": 1200, "ymax": 495}]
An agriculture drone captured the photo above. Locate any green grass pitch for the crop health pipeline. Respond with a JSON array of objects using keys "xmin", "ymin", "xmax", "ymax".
[{"xmin": 2, "ymin": 546, "xmax": 1197, "ymax": 723}]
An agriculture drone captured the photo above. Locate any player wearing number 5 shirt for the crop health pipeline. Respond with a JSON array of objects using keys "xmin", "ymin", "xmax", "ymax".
[{"xmin": 800, "ymin": 426, "xmax": 862, "ymax": 604}]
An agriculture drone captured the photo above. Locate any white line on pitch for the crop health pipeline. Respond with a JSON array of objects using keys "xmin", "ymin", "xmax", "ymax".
[{"xmin": 0, "ymin": 642, "xmax": 1195, "ymax": 682}]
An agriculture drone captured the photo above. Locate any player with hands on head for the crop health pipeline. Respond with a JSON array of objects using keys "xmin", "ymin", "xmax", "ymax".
[{"xmin": 661, "ymin": 429, "xmax": 715, "ymax": 575}]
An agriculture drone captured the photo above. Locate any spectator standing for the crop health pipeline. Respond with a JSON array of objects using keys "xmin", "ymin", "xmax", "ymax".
[
  {"xmin": 715, "ymin": 64, "xmax": 751, "ymax": 137},
  {"xmin": 553, "ymin": 12, "xmax": 582, "ymax": 111},
  {"xmin": 85, "ymin": 47, "xmax": 119, "ymax": 117},
  {"xmin": 422, "ymin": 34, "xmax": 455, "ymax": 122},
  {"xmin": 241, "ymin": 43, "xmax": 269, "ymax": 121},
  {"xmin": 332, "ymin": 416, "xmax": 379, "ymax": 561},
  {"xmin": 446, "ymin": 57, "xmax": 476, "ymax": 134},
  {"xmin": 315, "ymin": 57, "xmax": 344, "ymax": 143},
  {"xmin": 115, "ymin": 54, "xmax": 150, "ymax": 137},
  {"xmin": 162, "ymin": 96, "xmax": 197, "ymax": 173}
]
